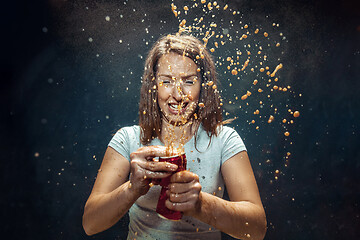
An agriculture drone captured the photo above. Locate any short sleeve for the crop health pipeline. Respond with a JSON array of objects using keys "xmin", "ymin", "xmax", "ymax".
[
  {"xmin": 108, "ymin": 128, "xmax": 131, "ymax": 161},
  {"xmin": 220, "ymin": 126, "xmax": 247, "ymax": 165}
]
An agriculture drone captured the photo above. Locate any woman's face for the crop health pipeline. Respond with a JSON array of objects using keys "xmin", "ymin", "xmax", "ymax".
[{"xmin": 156, "ymin": 52, "xmax": 201, "ymax": 125}]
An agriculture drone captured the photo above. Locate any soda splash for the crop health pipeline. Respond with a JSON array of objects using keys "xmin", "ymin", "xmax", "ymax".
[{"xmin": 168, "ymin": 0, "xmax": 302, "ymax": 177}]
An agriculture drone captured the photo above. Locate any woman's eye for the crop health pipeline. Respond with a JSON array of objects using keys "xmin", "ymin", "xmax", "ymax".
[
  {"xmin": 158, "ymin": 78, "xmax": 171, "ymax": 84},
  {"xmin": 185, "ymin": 80, "xmax": 195, "ymax": 85}
]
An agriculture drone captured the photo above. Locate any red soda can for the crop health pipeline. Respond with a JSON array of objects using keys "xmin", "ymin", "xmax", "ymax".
[{"xmin": 156, "ymin": 153, "xmax": 187, "ymax": 220}]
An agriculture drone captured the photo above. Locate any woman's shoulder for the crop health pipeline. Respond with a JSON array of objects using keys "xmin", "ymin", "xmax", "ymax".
[
  {"xmin": 118, "ymin": 125, "xmax": 140, "ymax": 133},
  {"xmin": 196, "ymin": 124, "xmax": 239, "ymax": 141},
  {"xmin": 115, "ymin": 125, "xmax": 141, "ymax": 139},
  {"xmin": 216, "ymin": 125, "xmax": 238, "ymax": 137},
  {"xmin": 215, "ymin": 124, "xmax": 245, "ymax": 146}
]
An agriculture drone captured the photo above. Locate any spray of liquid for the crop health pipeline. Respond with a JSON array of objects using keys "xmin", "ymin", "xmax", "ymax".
[
  {"xmin": 167, "ymin": 0, "xmax": 302, "ymax": 178},
  {"xmin": 68, "ymin": 0, "xmax": 302, "ymax": 181},
  {"xmin": 157, "ymin": 57, "xmax": 198, "ymax": 156}
]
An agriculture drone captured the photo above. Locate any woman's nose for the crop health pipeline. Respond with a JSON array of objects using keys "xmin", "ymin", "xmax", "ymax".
[{"xmin": 171, "ymin": 83, "xmax": 184, "ymax": 101}]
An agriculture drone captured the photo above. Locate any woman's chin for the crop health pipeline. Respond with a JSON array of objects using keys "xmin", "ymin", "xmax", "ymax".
[{"xmin": 164, "ymin": 114, "xmax": 192, "ymax": 126}]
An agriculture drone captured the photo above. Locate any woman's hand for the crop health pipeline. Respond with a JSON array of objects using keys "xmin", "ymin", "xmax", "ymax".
[
  {"xmin": 129, "ymin": 146, "xmax": 178, "ymax": 197},
  {"xmin": 165, "ymin": 170, "xmax": 202, "ymax": 215}
]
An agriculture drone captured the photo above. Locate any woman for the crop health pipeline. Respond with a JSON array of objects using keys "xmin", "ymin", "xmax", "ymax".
[{"xmin": 82, "ymin": 34, "xmax": 267, "ymax": 240}]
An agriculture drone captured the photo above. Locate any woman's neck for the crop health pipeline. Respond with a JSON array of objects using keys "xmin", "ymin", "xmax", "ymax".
[{"xmin": 160, "ymin": 119, "xmax": 198, "ymax": 149}]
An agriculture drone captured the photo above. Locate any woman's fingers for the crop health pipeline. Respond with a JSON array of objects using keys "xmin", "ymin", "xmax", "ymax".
[
  {"xmin": 135, "ymin": 159, "xmax": 178, "ymax": 173},
  {"xmin": 165, "ymin": 199, "xmax": 198, "ymax": 212},
  {"xmin": 128, "ymin": 145, "xmax": 179, "ymax": 196},
  {"xmin": 130, "ymin": 145, "xmax": 176, "ymax": 159},
  {"xmin": 168, "ymin": 181, "xmax": 201, "ymax": 194},
  {"xmin": 165, "ymin": 190, "xmax": 202, "ymax": 212},
  {"xmin": 165, "ymin": 171, "xmax": 202, "ymax": 213},
  {"xmin": 168, "ymin": 171, "xmax": 201, "ymax": 195},
  {"xmin": 131, "ymin": 159, "xmax": 177, "ymax": 179},
  {"xmin": 130, "ymin": 146, "xmax": 178, "ymax": 179},
  {"xmin": 167, "ymin": 189, "xmax": 199, "ymax": 202},
  {"xmin": 170, "ymin": 170, "xmax": 199, "ymax": 183}
]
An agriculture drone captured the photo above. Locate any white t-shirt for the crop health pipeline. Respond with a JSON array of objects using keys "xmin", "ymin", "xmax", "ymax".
[{"xmin": 108, "ymin": 125, "xmax": 247, "ymax": 240}]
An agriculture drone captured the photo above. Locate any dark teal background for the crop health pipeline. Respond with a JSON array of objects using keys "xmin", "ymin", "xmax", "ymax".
[{"xmin": 2, "ymin": 0, "xmax": 359, "ymax": 239}]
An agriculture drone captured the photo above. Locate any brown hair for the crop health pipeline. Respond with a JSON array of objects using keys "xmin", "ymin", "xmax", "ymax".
[{"xmin": 139, "ymin": 34, "xmax": 223, "ymax": 145}]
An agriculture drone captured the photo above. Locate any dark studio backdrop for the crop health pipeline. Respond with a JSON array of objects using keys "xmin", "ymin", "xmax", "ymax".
[{"xmin": 2, "ymin": 0, "xmax": 360, "ymax": 239}]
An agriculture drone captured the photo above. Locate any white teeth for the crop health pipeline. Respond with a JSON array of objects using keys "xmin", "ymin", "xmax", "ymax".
[
  {"xmin": 169, "ymin": 103, "xmax": 187, "ymax": 111},
  {"xmin": 169, "ymin": 104, "xmax": 180, "ymax": 110}
]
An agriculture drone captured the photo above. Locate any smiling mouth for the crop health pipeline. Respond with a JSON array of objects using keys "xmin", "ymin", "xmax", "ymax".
[{"xmin": 168, "ymin": 102, "xmax": 188, "ymax": 114}]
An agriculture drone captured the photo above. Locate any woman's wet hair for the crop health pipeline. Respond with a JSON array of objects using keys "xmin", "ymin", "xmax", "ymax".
[{"xmin": 139, "ymin": 33, "xmax": 223, "ymax": 145}]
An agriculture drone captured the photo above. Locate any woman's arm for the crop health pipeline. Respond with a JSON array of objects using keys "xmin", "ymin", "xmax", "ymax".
[
  {"xmin": 82, "ymin": 147, "xmax": 136, "ymax": 236},
  {"xmin": 82, "ymin": 146, "xmax": 178, "ymax": 236},
  {"xmin": 166, "ymin": 151, "xmax": 267, "ymax": 240}
]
